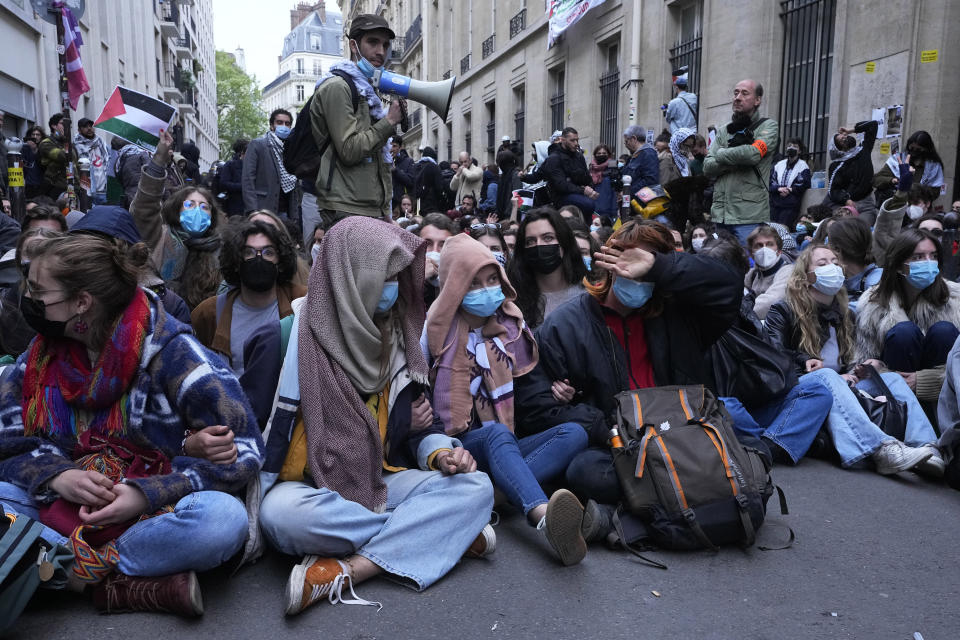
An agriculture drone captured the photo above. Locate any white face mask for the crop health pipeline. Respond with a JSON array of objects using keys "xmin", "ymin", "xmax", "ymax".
[
  {"xmin": 907, "ymin": 205, "xmax": 925, "ymax": 221},
  {"xmin": 310, "ymin": 243, "xmax": 321, "ymax": 263},
  {"xmin": 691, "ymin": 237, "xmax": 705, "ymax": 252},
  {"xmin": 752, "ymin": 247, "xmax": 780, "ymax": 270}
]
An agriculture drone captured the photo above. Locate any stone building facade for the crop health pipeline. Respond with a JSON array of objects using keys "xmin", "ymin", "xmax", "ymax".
[
  {"xmin": 343, "ymin": 0, "xmax": 958, "ymax": 202},
  {"xmin": 262, "ymin": 2, "xmax": 344, "ymax": 119},
  {"xmin": 0, "ymin": 0, "xmax": 219, "ymax": 168}
]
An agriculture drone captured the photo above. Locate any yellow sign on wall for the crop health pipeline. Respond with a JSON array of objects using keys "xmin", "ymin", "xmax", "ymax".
[
  {"xmin": 7, "ymin": 167, "xmax": 24, "ymax": 188},
  {"xmin": 920, "ymin": 49, "xmax": 938, "ymax": 63},
  {"xmin": 865, "ymin": 61, "xmax": 876, "ymax": 73}
]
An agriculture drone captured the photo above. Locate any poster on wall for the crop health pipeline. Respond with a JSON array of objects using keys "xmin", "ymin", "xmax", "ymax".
[
  {"xmin": 871, "ymin": 107, "xmax": 886, "ymax": 139},
  {"xmin": 885, "ymin": 105, "xmax": 903, "ymax": 137}
]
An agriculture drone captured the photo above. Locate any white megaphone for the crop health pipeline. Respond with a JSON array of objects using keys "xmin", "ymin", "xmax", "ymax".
[{"xmin": 371, "ymin": 68, "xmax": 456, "ymax": 121}]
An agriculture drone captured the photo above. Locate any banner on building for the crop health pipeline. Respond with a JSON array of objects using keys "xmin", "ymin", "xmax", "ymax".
[
  {"xmin": 94, "ymin": 86, "xmax": 177, "ymax": 153},
  {"xmin": 547, "ymin": 0, "xmax": 608, "ymax": 47}
]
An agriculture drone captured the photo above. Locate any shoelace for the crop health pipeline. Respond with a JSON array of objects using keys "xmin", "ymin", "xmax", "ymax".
[
  {"xmin": 328, "ymin": 573, "xmax": 382, "ymax": 612},
  {"xmin": 535, "ymin": 515, "xmax": 547, "ymax": 532}
]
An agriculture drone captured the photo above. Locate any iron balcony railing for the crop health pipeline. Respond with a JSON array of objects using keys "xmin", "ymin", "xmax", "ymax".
[
  {"xmin": 510, "ymin": 9, "xmax": 526, "ymax": 39},
  {"xmin": 482, "ymin": 35, "xmax": 495, "ymax": 59},
  {"xmin": 405, "ymin": 14, "xmax": 422, "ymax": 52},
  {"xmin": 460, "ymin": 53, "xmax": 471, "ymax": 75}
]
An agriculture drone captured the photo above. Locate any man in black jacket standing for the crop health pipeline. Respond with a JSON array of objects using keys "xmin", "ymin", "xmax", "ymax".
[
  {"xmin": 390, "ymin": 136, "xmax": 415, "ymax": 212},
  {"xmin": 542, "ymin": 127, "xmax": 598, "ymax": 216},
  {"xmin": 219, "ymin": 138, "xmax": 247, "ymax": 217},
  {"xmin": 414, "ymin": 146, "xmax": 446, "ymax": 214}
]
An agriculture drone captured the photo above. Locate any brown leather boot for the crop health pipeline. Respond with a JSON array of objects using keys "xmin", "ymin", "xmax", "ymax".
[{"xmin": 92, "ymin": 571, "xmax": 203, "ymax": 617}]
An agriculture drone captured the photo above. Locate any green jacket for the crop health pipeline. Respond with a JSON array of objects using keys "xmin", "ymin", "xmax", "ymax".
[
  {"xmin": 38, "ymin": 135, "xmax": 70, "ymax": 193},
  {"xmin": 703, "ymin": 112, "xmax": 779, "ymax": 225},
  {"xmin": 310, "ymin": 75, "xmax": 395, "ymax": 217}
]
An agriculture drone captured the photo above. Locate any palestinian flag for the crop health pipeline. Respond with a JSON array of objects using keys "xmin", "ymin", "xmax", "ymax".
[{"xmin": 94, "ymin": 87, "xmax": 177, "ymax": 152}]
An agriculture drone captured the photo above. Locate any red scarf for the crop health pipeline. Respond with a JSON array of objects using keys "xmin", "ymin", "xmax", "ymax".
[{"xmin": 22, "ymin": 289, "xmax": 151, "ymax": 437}]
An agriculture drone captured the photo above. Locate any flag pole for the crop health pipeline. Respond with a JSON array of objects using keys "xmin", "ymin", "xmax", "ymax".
[{"xmin": 52, "ymin": 5, "xmax": 79, "ymax": 211}]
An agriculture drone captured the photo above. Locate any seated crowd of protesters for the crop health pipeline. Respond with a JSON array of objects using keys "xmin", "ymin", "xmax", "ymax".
[{"xmin": 2, "ymin": 107, "xmax": 960, "ymax": 627}]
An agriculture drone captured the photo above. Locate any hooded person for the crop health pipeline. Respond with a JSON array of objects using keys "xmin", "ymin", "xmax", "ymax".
[
  {"xmin": 424, "ymin": 234, "xmax": 589, "ymax": 566},
  {"xmin": 255, "ymin": 217, "xmax": 493, "ymax": 617}
]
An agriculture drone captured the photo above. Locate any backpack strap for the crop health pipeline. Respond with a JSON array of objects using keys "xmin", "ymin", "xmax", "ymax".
[
  {"xmin": 610, "ymin": 509, "xmax": 669, "ymax": 570},
  {"xmin": 319, "ymin": 70, "xmax": 362, "ymax": 192},
  {"xmin": 679, "ymin": 96, "xmax": 698, "ymax": 122}
]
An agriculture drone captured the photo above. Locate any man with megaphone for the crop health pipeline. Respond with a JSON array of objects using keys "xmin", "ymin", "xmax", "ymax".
[{"xmin": 308, "ymin": 14, "xmax": 405, "ymax": 227}]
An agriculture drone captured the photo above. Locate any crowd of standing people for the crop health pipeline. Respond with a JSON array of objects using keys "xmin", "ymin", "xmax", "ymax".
[{"xmin": 1, "ymin": 11, "xmax": 960, "ymax": 626}]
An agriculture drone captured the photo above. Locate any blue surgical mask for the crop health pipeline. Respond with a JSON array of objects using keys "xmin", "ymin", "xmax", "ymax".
[
  {"xmin": 906, "ymin": 260, "xmax": 939, "ymax": 290},
  {"xmin": 355, "ymin": 53, "xmax": 379, "ymax": 79},
  {"xmin": 179, "ymin": 206, "xmax": 211, "ymax": 237},
  {"xmin": 275, "ymin": 125, "xmax": 292, "ymax": 140},
  {"xmin": 796, "ymin": 223, "xmax": 806, "ymax": 233},
  {"xmin": 617, "ymin": 161, "xmax": 625, "ymax": 168},
  {"xmin": 612, "ymin": 277, "xmax": 655, "ymax": 309},
  {"xmin": 811, "ymin": 264, "xmax": 845, "ymax": 296},
  {"xmin": 590, "ymin": 224, "xmax": 600, "ymax": 233},
  {"xmin": 461, "ymin": 285, "xmax": 505, "ymax": 318},
  {"xmin": 376, "ymin": 281, "xmax": 399, "ymax": 314},
  {"xmin": 583, "ymin": 256, "xmax": 593, "ymax": 271}
]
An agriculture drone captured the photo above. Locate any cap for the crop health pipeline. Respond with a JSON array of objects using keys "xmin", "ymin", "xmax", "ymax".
[
  {"xmin": 550, "ymin": 130, "xmax": 563, "ymax": 141},
  {"xmin": 348, "ymin": 14, "xmax": 396, "ymax": 40},
  {"xmin": 70, "ymin": 205, "xmax": 142, "ymax": 245},
  {"xmin": 501, "ymin": 135, "xmax": 511, "ymax": 142}
]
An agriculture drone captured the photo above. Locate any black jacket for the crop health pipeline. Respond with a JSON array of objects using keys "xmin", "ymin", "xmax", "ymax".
[
  {"xmin": 542, "ymin": 145, "xmax": 591, "ymax": 199},
  {"xmin": 219, "ymin": 155, "xmax": 245, "ymax": 216},
  {"xmin": 765, "ymin": 299, "xmax": 849, "ymax": 376},
  {"xmin": 827, "ymin": 120, "xmax": 878, "ymax": 205},
  {"xmin": 391, "ymin": 149, "xmax": 415, "ymax": 207},
  {"xmin": 515, "ymin": 252, "xmax": 743, "ymax": 445},
  {"xmin": 415, "ymin": 160, "xmax": 446, "ymax": 213}
]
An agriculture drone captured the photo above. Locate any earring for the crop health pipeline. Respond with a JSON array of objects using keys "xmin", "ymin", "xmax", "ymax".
[{"xmin": 73, "ymin": 317, "xmax": 89, "ymax": 334}]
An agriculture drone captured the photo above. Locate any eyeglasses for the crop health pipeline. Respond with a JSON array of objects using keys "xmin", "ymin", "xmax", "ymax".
[
  {"xmin": 183, "ymin": 200, "xmax": 211, "ymax": 212},
  {"xmin": 241, "ymin": 246, "xmax": 279, "ymax": 261},
  {"xmin": 471, "ymin": 223, "xmax": 500, "ymax": 231}
]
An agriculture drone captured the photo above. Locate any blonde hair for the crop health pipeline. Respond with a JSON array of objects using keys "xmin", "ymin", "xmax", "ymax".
[{"xmin": 785, "ymin": 243, "xmax": 855, "ymax": 365}]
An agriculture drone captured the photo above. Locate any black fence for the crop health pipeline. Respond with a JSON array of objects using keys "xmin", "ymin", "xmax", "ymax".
[
  {"xmin": 482, "ymin": 35, "xmax": 495, "ymax": 59},
  {"xmin": 510, "ymin": 9, "xmax": 526, "ymax": 39},
  {"xmin": 460, "ymin": 53, "xmax": 471, "ymax": 75},
  {"xmin": 779, "ymin": 0, "xmax": 837, "ymax": 171},
  {"xmin": 599, "ymin": 69, "xmax": 620, "ymax": 149},
  {"xmin": 405, "ymin": 14, "xmax": 422, "ymax": 52},
  {"xmin": 668, "ymin": 34, "xmax": 702, "ymax": 98}
]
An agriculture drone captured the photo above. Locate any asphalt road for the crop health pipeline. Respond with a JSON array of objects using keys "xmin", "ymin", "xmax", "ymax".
[{"xmin": 12, "ymin": 459, "xmax": 960, "ymax": 640}]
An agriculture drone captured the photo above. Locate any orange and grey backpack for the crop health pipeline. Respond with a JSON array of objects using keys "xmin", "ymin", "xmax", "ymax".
[{"xmin": 610, "ymin": 385, "xmax": 787, "ymax": 557}]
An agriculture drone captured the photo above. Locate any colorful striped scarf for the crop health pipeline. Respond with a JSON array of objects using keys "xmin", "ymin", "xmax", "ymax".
[{"xmin": 22, "ymin": 288, "xmax": 151, "ymax": 437}]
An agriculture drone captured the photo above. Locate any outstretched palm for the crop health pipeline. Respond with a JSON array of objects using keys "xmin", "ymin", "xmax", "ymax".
[{"xmin": 593, "ymin": 246, "xmax": 655, "ymax": 280}]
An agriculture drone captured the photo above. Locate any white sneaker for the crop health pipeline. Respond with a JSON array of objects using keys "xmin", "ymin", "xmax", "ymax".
[
  {"xmin": 911, "ymin": 444, "xmax": 946, "ymax": 479},
  {"xmin": 872, "ymin": 441, "xmax": 933, "ymax": 476}
]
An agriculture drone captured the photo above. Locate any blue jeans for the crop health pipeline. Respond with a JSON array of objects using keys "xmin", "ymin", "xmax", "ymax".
[
  {"xmin": 565, "ymin": 448, "xmax": 620, "ymax": 505},
  {"xmin": 0, "ymin": 482, "xmax": 247, "ymax": 576},
  {"xmin": 722, "ymin": 375, "xmax": 833, "ymax": 463},
  {"xmin": 719, "ymin": 223, "xmax": 760, "ymax": 247},
  {"xmin": 90, "ymin": 192, "xmax": 108, "ymax": 206},
  {"xmin": 881, "ymin": 321, "xmax": 959, "ymax": 371},
  {"xmin": 259, "ymin": 469, "xmax": 493, "ymax": 591},
  {"xmin": 559, "ymin": 193, "xmax": 596, "ymax": 217},
  {"xmin": 802, "ymin": 369, "xmax": 937, "ymax": 466},
  {"xmin": 459, "ymin": 422, "xmax": 588, "ymax": 514}
]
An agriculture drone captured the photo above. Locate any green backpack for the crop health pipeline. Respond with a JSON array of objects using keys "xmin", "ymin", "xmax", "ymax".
[
  {"xmin": 611, "ymin": 385, "xmax": 782, "ymax": 552},
  {"xmin": 0, "ymin": 511, "xmax": 74, "ymax": 633}
]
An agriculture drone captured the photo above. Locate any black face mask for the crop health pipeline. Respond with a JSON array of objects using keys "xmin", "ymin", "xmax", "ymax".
[
  {"xmin": 19, "ymin": 295, "xmax": 70, "ymax": 338},
  {"xmin": 595, "ymin": 155, "xmax": 608, "ymax": 164},
  {"xmin": 238, "ymin": 257, "xmax": 279, "ymax": 292},
  {"xmin": 524, "ymin": 244, "xmax": 563, "ymax": 275},
  {"xmin": 786, "ymin": 148, "xmax": 799, "ymax": 158}
]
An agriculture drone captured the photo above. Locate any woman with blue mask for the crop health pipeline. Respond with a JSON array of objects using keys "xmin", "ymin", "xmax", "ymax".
[
  {"xmin": 423, "ymin": 234, "xmax": 588, "ymax": 565},
  {"xmin": 514, "ymin": 220, "xmax": 743, "ymax": 538},
  {"xmin": 854, "ymin": 229, "xmax": 960, "ymax": 424},
  {"xmin": 130, "ymin": 129, "xmax": 223, "ymax": 309},
  {"xmin": 573, "ymin": 230, "xmax": 604, "ymax": 284},
  {"xmin": 766, "ymin": 243, "xmax": 943, "ymax": 477}
]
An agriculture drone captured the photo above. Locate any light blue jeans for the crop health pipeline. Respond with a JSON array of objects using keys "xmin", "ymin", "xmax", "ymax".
[
  {"xmin": 801, "ymin": 369, "xmax": 937, "ymax": 466},
  {"xmin": 0, "ymin": 481, "xmax": 248, "ymax": 577},
  {"xmin": 259, "ymin": 469, "xmax": 493, "ymax": 591}
]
